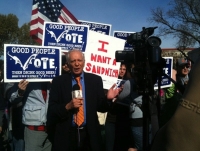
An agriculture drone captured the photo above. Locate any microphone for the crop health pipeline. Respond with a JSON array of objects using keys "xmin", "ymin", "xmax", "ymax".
[{"xmin": 72, "ymin": 84, "xmax": 83, "ymax": 99}]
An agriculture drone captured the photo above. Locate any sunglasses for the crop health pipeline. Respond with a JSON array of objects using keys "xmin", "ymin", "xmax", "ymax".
[{"xmin": 180, "ymin": 64, "xmax": 190, "ymax": 69}]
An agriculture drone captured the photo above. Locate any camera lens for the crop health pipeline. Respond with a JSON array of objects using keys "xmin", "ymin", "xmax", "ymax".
[
  {"xmin": 146, "ymin": 36, "xmax": 161, "ymax": 46},
  {"xmin": 150, "ymin": 39, "xmax": 158, "ymax": 45}
]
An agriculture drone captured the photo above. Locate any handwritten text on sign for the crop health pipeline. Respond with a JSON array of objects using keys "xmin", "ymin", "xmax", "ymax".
[
  {"xmin": 84, "ymin": 31, "xmax": 125, "ymax": 89},
  {"xmin": 85, "ymin": 40, "xmax": 118, "ymax": 78}
]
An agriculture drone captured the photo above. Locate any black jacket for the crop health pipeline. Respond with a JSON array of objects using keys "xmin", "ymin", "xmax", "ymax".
[{"xmin": 47, "ymin": 72, "xmax": 109, "ymax": 151}]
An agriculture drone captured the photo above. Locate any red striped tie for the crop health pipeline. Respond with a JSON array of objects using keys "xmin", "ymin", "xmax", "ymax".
[{"xmin": 74, "ymin": 77, "xmax": 84, "ymax": 126}]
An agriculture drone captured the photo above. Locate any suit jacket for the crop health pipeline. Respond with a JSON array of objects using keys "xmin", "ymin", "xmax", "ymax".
[{"xmin": 47, "ymin": 72, "xmax": 109, "ymax": 151}]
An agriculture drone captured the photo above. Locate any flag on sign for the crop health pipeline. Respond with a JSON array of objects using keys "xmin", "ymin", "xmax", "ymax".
[{"xmin": 30, "ymin": 0, "xmax": 79, "ymax": 44}]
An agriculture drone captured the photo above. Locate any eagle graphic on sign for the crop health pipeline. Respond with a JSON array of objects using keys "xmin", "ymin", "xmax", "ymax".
[
  {"xmin": 46, "ymin": 28, "xmax": 69, "ymax": 43},
  {"xmin": 7, "ymin": 52, "xmax": 38, "ymax": 70}
]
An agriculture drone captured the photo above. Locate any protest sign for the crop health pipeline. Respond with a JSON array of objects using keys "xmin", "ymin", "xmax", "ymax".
[
  {"xmin": 154, "ymin": 57, "xmax": 173, "ymax": 89},
  {"xmin": 4, "ymin": 44, "xmax": 61, "ymax": 82},
  {"xmin": 113, "ymin": 31, "xmax": 135, "ymax": 50},
  {"xmin": 84, "ymin": 31, "xmax": 125, "ymax": 89},
  {"xmin": 79, "ymin": 20, "xmax": 111, "ymax": 35},
  {"xmin": 43, "ymin": 22, "xmax": 89, "ymax": 51}
]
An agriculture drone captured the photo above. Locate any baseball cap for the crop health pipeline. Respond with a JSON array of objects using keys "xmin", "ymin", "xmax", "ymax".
[{"xmin": 176, "ymin": 58, "xmax": 189, "ymax": 67}]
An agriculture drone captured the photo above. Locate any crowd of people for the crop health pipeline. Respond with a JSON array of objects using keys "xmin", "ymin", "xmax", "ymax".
[{"xmin": 0, "ymin": 49, "xmax": 192, "ymax": 151}]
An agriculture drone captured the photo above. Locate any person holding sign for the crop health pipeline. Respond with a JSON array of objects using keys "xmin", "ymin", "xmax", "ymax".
[
  {"xmin": 47, "ymin": 49, "xmax": 121, "ymax": 151},
  {"xmin": 7, "ymin": 80, "xmax": 52, "ymax": 151}
]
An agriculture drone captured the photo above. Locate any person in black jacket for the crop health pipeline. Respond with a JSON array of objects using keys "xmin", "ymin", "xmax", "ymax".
[{"xmin": 47, "ymin": 49, "xmax": 121, "ymax": 151}]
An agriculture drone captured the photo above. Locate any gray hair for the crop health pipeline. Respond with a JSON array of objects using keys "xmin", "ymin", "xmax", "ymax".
[{"xmin": 66, "ymin": 49, "xmax": 85, "ymax": 63}]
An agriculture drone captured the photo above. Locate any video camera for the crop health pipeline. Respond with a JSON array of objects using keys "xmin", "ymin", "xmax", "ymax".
[
  {"xmin": 115, "ymin": 27, "xmax": 167, "ymax": 150},
  {"xmin": 115, "ymin": 27, "xmax": 166, "ymax": 95},
  {"xmin": 116, "ymin": 27, "xmax": 163, "ymax": 64}
]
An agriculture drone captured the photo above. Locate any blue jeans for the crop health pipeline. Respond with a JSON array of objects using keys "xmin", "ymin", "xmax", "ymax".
[
  {"xmin": 11, "ymin": 128, "xmax": 25, "ymax": 151},
  {"xmin": 13, "ymin": 136, "xmax": 24, "ymax": 151},
  {"xmin": 131, "ymin": 126, "xmax": 152, "ymax": 151},
  {"xmin": 131, "ymin": 126, "xmax": 143, "ymax": 150}
]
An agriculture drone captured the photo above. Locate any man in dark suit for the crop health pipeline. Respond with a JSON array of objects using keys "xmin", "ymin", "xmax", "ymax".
[{"xmin": 47, "ymin": 49, "xmax": 120, "ymax": 151}]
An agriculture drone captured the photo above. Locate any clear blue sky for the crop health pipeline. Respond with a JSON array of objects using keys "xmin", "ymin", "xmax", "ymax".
[{"xmin": 0, "ymin": 0, "xmax": 176, "ymax": 48}]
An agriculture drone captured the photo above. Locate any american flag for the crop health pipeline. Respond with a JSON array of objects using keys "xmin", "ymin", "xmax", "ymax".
[{"xmin": 30, "ymin": 0, "xmax": 79, "ymax": 44}]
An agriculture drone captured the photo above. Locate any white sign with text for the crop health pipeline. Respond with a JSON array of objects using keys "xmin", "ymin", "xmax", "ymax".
[{"xmin": 84, "ymin": 31, "xmax": 125, "ymax": 89}]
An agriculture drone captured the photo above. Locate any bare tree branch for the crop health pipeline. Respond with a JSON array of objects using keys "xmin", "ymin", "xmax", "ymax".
[{"xmin": 149, "ymin": 0, "xmax": 200, "ymax": 47}]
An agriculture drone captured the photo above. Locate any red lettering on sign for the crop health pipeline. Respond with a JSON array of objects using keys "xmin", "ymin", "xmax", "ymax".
[
  {"xmin": 85, "ymin": 63, "xmax": 91, "ymax": 71},
  {"xmin": 91, "ymin": 53, "xmax": 96, "ymax": 62},
  {"xmin": 101, "ymin": 67, "xmax": 105, "ymax": 74},
  {"xmin": 86, "ymin": 64, "xmax": 118, "ymax": 78},
  {"xmin": 98, "ymin": 40, "xmax": 109, "ymax": 53},
  {"xmin": 112, "ymin": 59, "xmax": 116, "ymax": 66},
  {"xmin": 90, "ymin": 53, "xmax": 111, "ymax": 64}
]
